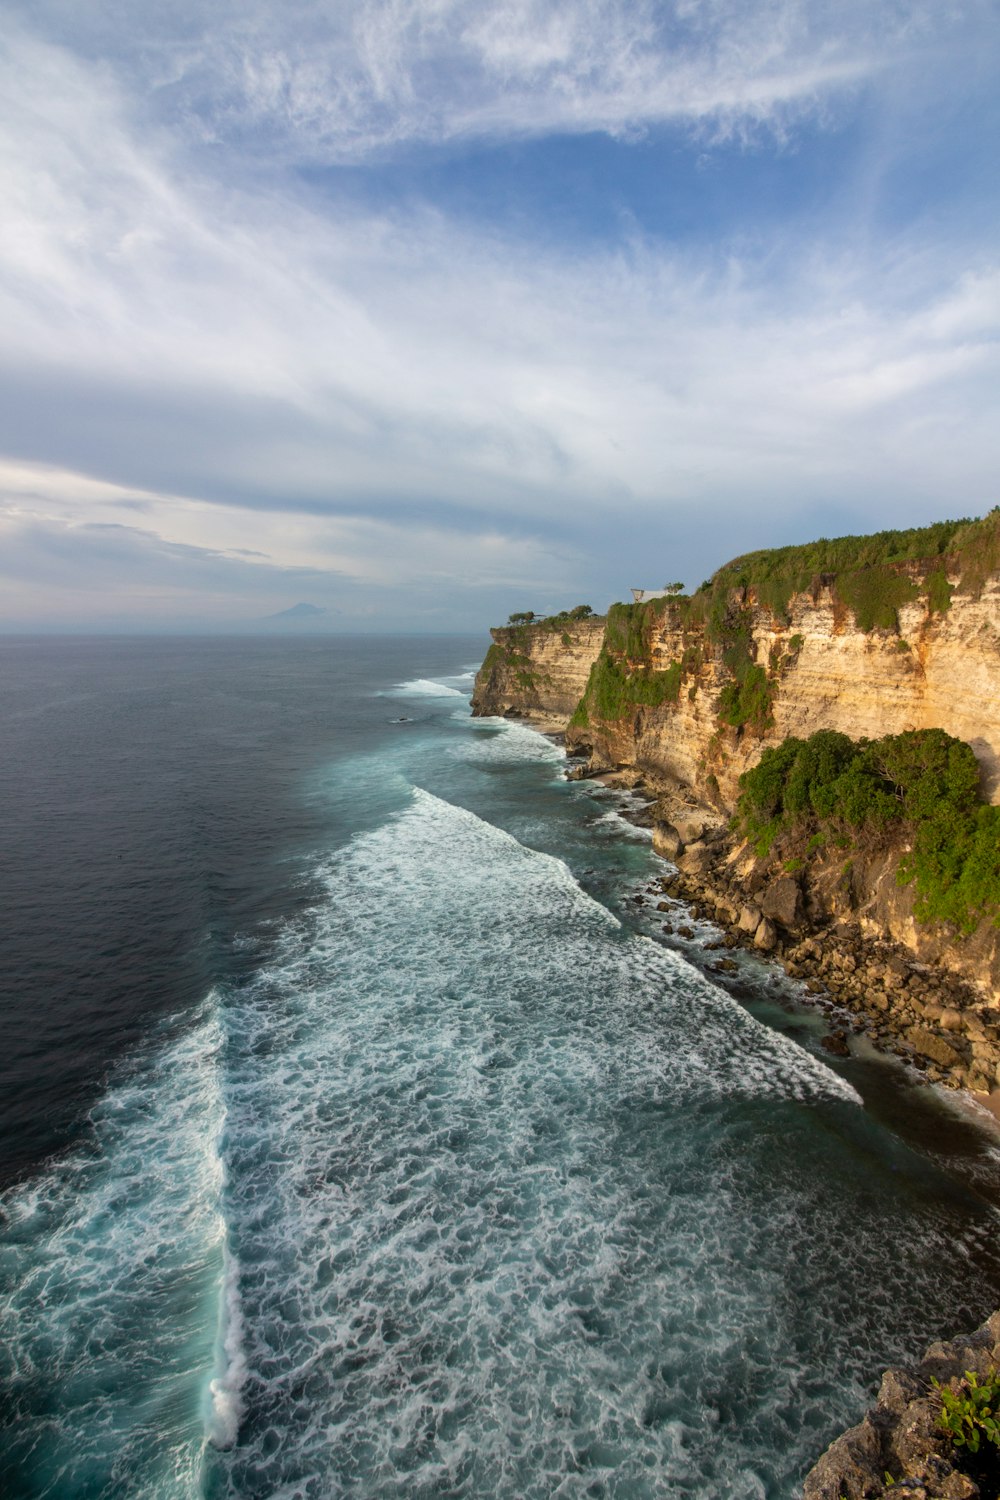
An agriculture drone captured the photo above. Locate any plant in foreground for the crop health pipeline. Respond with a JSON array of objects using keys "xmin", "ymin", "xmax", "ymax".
[{"xmin": 933, "ymin": 1368, "xmax": 1000, "ymax": 1455}]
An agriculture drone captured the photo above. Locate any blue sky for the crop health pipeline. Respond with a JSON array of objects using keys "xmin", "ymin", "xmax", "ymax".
[{"xmin": 1, "ymin": 0, "xmax": 998, "ymax": 631}]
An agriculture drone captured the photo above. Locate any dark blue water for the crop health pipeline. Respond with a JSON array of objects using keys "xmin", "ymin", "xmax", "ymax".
[{"xmin": 2, "ymin": 636, "xmax": 999, "ymax": 1499}]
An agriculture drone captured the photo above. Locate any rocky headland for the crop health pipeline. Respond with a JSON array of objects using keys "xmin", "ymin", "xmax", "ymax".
[
  {"xmin": 473, "ymin": 516, "xmax": 1000, "ymax": 1497},
  {"xmin": 472, "ymin": 516, "xmax": 1000, "ymax": 1115}
]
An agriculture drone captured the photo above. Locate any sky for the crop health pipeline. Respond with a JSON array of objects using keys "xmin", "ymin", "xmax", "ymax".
[{"xmin": 1, "ymin": 0, "xmax": 998, "ymax": 632}]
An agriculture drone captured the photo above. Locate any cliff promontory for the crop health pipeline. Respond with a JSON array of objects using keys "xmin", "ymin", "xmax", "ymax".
[
  {"xmin": 472, "ymin": 515, "xmax": 1000, "ymax": 1105},
  {"xmin": 472, "ymin": 613, "xmax": 606, "ymax": 727}
]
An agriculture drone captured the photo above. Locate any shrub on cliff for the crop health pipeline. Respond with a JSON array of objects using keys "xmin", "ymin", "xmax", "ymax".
[
  {"xmin": 689, "ymin": 510, "xmax": 1000, "ymax": 637},
  {"xmin": 737, "ymin": 727, "xmax": 1000, "ymax": 933}
]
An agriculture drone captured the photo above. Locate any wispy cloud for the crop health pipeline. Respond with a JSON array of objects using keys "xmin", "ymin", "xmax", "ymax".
[
  {"xmin": 9, "ymin": 0, "xmax": 945, "ymax": 161},
  {"xmin": 0, "ymin": 3, "xmax": 997, "ymax": 625}
]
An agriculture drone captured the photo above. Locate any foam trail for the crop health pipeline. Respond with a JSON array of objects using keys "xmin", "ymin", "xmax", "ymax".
[
  {"xmin": 388, "ymin": 677, "xmax": 466, "ymax": 697},
  {"xmin": 200, "ymin": 789, "xmax": 1000, "ymax": 1500},
  {"xmin": 0, "ymin": 1003, "xmax": 227, "ymax": 1498},
  {"xmin": 206, "ymin": 1246, "xmax": 248, "ymax": 1450}
]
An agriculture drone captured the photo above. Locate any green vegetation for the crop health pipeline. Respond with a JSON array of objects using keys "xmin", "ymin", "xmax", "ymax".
[
  {"xmin": 481, "ymin": 634, "xmax": 542, "ymax": 694},
  {"xmin": 572, "ymin": 594, "xmax": 696, "ymax": 726},
  {"xmin": 504, "ymin": 605, "xmax": 597, "ymax": 629},
  {"xmin": 690, "ymin": 510, "xmax": 1000, "ymax": 635},
  {"xmin": 564, "ymin": 510, "xmax": 1000, "ymax": 742},
  {"xmin": 568, "ymin": 695, "xmax": 590, "ymax": 729},
  {"xmin": 933, "ymin": 1370, "xmax": 1000, "ymax": 1456},
  {"xmin": 737, "ymin": 727, "xmax": 1000, "ymax": 933},
  {"xmin": 925, "ymin": 567, "xmax": 954, "ymax": 615},
  {"xmin": 582, "ymin": 652, "xmax": 683, "ymax": 721}
]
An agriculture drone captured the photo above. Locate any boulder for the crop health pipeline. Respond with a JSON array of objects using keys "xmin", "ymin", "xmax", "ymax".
[
  {"xmin": 760, "ymin": 876, "xmax": 804, "ymax": 930},
  {"xmin": 673, "ymin": 812, "xmax": 707, "ymax": 844},
  {"xmin": 737, "ymin": 904, "xmax": 763, "ymax": 935},
  {"xmin": 754, "ymin": 917, "xmax": 779, "ymax": 952},
  {"xmin": 677, "ymin": 840, "xmax": 713, "ymax": 876},
  {"xmin": 906, "ymin": 1026, "xmax": 963, "ymax": 1070},
  {"xmin": 652, "ymin": 822, "xmax": 683, "ymax": 859}
]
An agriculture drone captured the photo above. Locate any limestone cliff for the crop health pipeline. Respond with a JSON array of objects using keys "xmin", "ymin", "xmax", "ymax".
[
  {"xmin": 560, "ymin": 573, "xmax": 1000, "ymax": 810},
  {"xmin": 470, "ymin": 616, "xmax": 605, "ymax": 727},
  {"xmin": 471, "ymin": 515, "xmax": 1000, "ymax": 1024}
]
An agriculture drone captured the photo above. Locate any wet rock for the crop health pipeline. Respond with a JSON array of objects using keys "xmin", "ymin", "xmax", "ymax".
[
  {"xmin": 906, "ymin": 1027, "xmax": 964, "ymax": 1070},
  {"xmin": 821, "ymin": 1031, "xmax": 851, "ymax": 1057}
]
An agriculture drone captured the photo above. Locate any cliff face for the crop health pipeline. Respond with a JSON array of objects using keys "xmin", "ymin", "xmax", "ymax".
[
  {"xmin": 559, "ymin": 576, "xmax": 1000, "ymax": 811},
  {"xmin": 760, "ymin": 578, "xmax": 1000, "ymax": 802},
  {"xmin": 471, "ymin": 576, "xmax": 1000, "ymax": 812},
  {"xmin": 471, "ymin": 541, "xmax": 1000, "ymax": 1011},
  {"xmin": 470, "ymin": 617, "xmax": 605, "ymax": 725}
]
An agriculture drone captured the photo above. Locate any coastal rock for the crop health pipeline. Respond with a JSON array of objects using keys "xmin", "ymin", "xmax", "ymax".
[
  {"xmin": 803, "ymin": 1311, "xmax": 1000, "ymax": 1500},
  {"xmin": 754, "ymin": 917, "xmax": 778, "ymax": 952},
  {"xmin": 737, "ymin": 904, "xmax": 763, "ymax": 935},
  {"xmin": 677, "ymin": 840, "xmax": 713, "ymax": 876},
  {"xmin": 673, "ymin": 811, "xmax": 708, "ymax": 844},
  {"xmin": 906, "ymin": 1026, "xmax": 964, "ymax": 1070},
  {"xmin": 760, "ymin": 876, "xmax": 804, "ymax": 931},
  {"xmin": 652, "ymin": 822, "xmax": 683, "ymax": 859}
]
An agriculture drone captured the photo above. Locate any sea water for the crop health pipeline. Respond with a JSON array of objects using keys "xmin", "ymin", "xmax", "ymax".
[{"xmin": 1, "ymin": 636, "xmax": 999, "ymax": 1499}]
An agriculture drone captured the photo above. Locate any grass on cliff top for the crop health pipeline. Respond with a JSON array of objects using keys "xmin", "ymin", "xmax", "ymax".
[
  {"xmin": 736, "ymin": 727, "xmax": 1000, "ymax": 934},
  {"xmin": 690, "ymin": 510, "xmax": 1000, "ymax": 630}
]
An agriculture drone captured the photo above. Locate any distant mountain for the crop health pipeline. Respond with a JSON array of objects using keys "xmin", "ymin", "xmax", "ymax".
[{"xmin": 264, "ymin": 602, "xmax": 328, "ymax": 621}]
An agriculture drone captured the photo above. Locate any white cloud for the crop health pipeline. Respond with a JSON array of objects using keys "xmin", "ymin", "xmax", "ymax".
[
  {"xmin": 9, "ymin": 0, "xmax": 944, "ymax": 161},
  {"xmin": 0, "ymin": 458, "xmax": 579, "ymax": 625},
  {"xmin": 0, "ymin": 9, "xmax": 998, "ymax": 623}
]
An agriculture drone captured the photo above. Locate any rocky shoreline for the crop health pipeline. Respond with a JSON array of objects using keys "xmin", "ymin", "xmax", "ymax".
[
  {"xmin": 573, "ymin": 754, "xmax": 1000, "ymax": 1493},
  {"xmin": 564, "ymin": 752, "xmax": 1000, "ymax": 1126}
]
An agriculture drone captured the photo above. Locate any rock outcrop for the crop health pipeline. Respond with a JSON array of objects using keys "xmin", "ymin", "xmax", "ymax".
[
  {"xmin": 470, "ymin": 616, "xmax": 605, "ymax": 726},
  {"xmin": 471, "ymin": 535, "xmax": 1000, "ymax": 1009},
  {"xmin": 803, "ymin": 1311, "xmax": 1000, "ymax": 1499}
]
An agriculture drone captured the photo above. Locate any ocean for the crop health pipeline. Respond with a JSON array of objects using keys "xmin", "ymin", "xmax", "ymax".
[{"xmin": 1, "ymin": 634, "xmax": 999, "ymax": 1500}]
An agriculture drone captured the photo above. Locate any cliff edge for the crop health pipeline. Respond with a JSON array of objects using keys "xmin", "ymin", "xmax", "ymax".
[{"xmin": 472, "ymin": 516, "xmax": 1000, "ymax": 1099}]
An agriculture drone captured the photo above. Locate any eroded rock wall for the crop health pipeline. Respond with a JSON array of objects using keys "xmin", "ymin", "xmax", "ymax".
[
  {"xmin": 563, "ymin": 577, "xmax": 1000, "ymax": 809},
  {"xmin": 471, "ymin": 617, "xmax": 605, "ymax": 725}
]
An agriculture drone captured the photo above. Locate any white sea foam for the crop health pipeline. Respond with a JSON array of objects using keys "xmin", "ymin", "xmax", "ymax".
[
  {"xmin": 200, "ymin": 788, "xmax": 990, "ymax": 1500},
  {"xmin": 0, "ymin": 1002, "xmax": 227, "ymax": 1498},
  {"xmin": 459, "ymin": 716, "xmax": 565, "ymax": 765},
  {"xmin": 207, "ymin": 1246, "xmax": 248, "ymax": 1449},
  {"xmin": 389, "ymin": 677, "xmax": 467, "ymax": 697}
]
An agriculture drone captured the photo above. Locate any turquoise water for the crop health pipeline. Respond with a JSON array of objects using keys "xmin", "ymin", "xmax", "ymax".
[{"xmin": 2, "ymin": 649, "xmax": 999, "ymax": 1498}]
